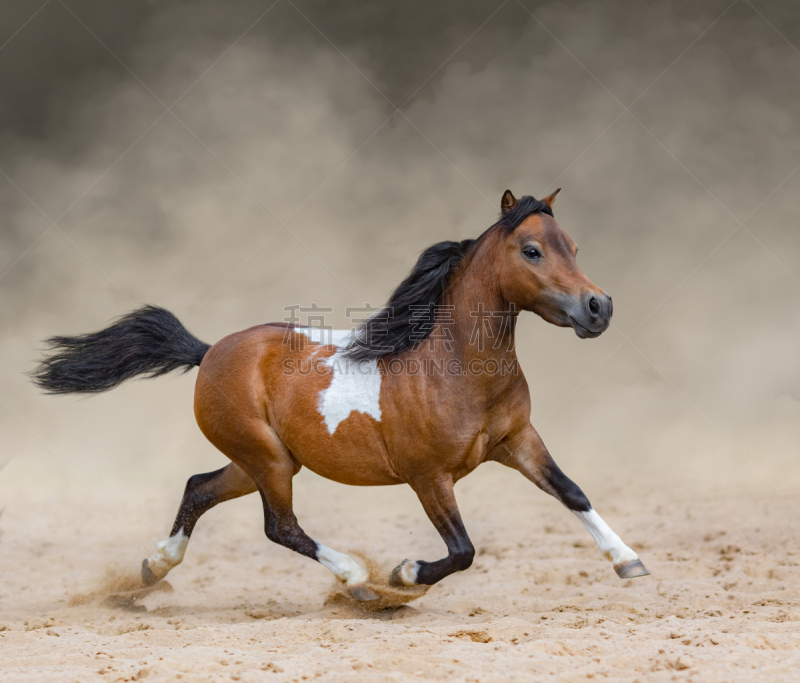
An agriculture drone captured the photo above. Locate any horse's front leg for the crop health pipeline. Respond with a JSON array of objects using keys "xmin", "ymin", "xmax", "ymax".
[
  {"xmin": 390, "ymin": 475, "xmax": 475, "ymax": 587},
  {"xmin": 497, "ymin": 425, "xmax": 649, "ymax": 579}
]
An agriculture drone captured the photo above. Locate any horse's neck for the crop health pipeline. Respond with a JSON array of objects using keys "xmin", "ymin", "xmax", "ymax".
[
  {"xmin": 395, "ymin": 239, "xmax": 521, "ymax": 408},
  {"xmin": 443, "ymin": 242, "xmax": 518, "ymax": 368}
]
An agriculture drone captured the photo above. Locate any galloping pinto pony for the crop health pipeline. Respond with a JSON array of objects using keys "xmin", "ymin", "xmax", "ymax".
[{"xmin": 33, "ymin": 189, "xmax": 649, "ymax": 601}]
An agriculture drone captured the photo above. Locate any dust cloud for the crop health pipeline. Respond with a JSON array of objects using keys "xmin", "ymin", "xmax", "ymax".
[{"xmin": 2, "ymin": 1, "xmax": 798, "ymax": 493}]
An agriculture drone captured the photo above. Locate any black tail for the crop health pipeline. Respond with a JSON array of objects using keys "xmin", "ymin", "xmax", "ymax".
[{"xmin": 31, "ymin": 306, "xmax": 211, "ymax": 395}]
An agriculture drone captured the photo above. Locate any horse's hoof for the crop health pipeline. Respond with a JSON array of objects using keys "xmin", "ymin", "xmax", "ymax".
[
  {"xmin": 141, "ymin": 559, "xmax": 158, "ymax": 587},
  {"xmin": 388, "ymin": 565, "xmax": 404, "ymax": 588},
  {"xmin": 615, "ymin": 558, "xmax": 650, "ymax": 579},
  {"xmin": 389, "ymin": 559, "xmax": 417, "ymax": 588},
  {"xmin": 349, "ymin": 585, "xmax": 380, "ymax": 602}
]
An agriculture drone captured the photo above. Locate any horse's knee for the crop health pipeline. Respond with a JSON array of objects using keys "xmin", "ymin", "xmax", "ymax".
[
  {"xmin": 561, "ymin": 484, "xmax": 590, "ymax": 512},
  {"xmin": 453, "ymin": 543, "xmax": 475, "ymax": 572},
  {"xmin": 547, "ymin": 466, "xmax": 591, "ymax": 512}
]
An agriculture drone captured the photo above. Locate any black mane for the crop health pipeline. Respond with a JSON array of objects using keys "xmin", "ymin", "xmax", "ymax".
[{"xmin": 345, "ymin": 196, "xmax": 552, "ymax": 362}]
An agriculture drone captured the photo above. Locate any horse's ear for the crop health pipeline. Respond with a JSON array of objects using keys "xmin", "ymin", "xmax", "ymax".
[
  {"xmin": 541, "ymin": 188, "xmax": 561, "ymax": 209},
  {"xmin": 501, "ymin": 189, "xmax": 517, "ymax": 213}
]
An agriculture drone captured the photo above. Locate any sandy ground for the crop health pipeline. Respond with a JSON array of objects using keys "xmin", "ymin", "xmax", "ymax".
[{"xmin": 1, "ymin": 461, "xmax": 798, "ymax": 683}]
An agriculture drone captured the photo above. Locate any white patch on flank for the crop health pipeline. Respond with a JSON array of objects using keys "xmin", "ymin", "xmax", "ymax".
[
  {"xmin": 295, "ymin": 327, "xmax": 382, "ymax": 435},
  {"xmin": 316, "ymin": 543, "xmax": 369, "ymax": 586},
  {"xmin": 396, "ymin": 560, "xmax": 419, "ymax": 587},
  {"xmin": 573, "ymin": 509, "xmax": 639, "ymax": 566},
  {"xmin": 145, "ymin": 528, "xmax": 189, "ymax": 580}
]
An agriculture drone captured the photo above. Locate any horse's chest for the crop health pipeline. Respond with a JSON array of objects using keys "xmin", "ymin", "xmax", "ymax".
[{"xmin": 455, "ymin": 429, "xmax": 490, "ymax": 479}]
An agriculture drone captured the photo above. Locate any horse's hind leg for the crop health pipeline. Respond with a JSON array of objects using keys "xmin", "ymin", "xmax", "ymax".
[
  {"xmin": 390, "ymin": 475, "xmax": 474, "ymax": 587},
  {"xmin": 141, "ymin": 463, "xmax": 257, "ymax": 585},
  {"xmin": 497, "ymin": 424, "xmax": 649, "ymax": 579},
  {"xmin": 215, "ymin": 421, "xmax": 378, "ymax": 600}
]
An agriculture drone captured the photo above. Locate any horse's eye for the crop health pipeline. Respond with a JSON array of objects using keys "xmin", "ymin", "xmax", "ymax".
[{"xmin": 523, "ymin": 247, "xmax": 541, "ymax": 261}]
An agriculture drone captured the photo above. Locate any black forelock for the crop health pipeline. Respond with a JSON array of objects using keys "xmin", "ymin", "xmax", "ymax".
[{"xmin": 498, "ymin": 195, "xmax": 553, "ymax": 233}]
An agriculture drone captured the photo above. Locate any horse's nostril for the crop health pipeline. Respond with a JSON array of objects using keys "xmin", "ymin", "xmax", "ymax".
[{"xmin": 588, "ymin": 296, "xmax": 600, "ymax": 315}]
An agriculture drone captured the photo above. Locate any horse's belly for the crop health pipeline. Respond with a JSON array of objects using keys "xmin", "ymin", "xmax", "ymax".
[{"xmin": 277, "ymin": 412, "xmax": 401, "ymax": 486}]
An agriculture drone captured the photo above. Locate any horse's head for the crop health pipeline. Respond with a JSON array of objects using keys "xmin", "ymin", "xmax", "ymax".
[{"xmin": 496, "ymin": 189, "xmax": 612, "ymax": 339}]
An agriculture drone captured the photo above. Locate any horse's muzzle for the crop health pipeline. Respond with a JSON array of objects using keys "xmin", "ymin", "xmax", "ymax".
[{"xmin": 569, "ymin": 292, "xmax": 612, "ymax": 338}]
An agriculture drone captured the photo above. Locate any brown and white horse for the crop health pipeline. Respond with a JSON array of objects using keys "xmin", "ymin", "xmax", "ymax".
[{"xmin": 33, "ymin": 189, "xmax": 649, "ymax": 601}]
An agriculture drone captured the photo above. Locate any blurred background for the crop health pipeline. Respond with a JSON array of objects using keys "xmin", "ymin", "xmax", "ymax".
[{"xmin": 1, "ymin": 0, "xmax": 798, "ymax": 525}]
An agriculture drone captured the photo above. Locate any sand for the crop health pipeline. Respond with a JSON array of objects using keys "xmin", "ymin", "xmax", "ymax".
[{"xmin": 1, "ymin": 462, "xmax": 798, "ymax": 682}]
